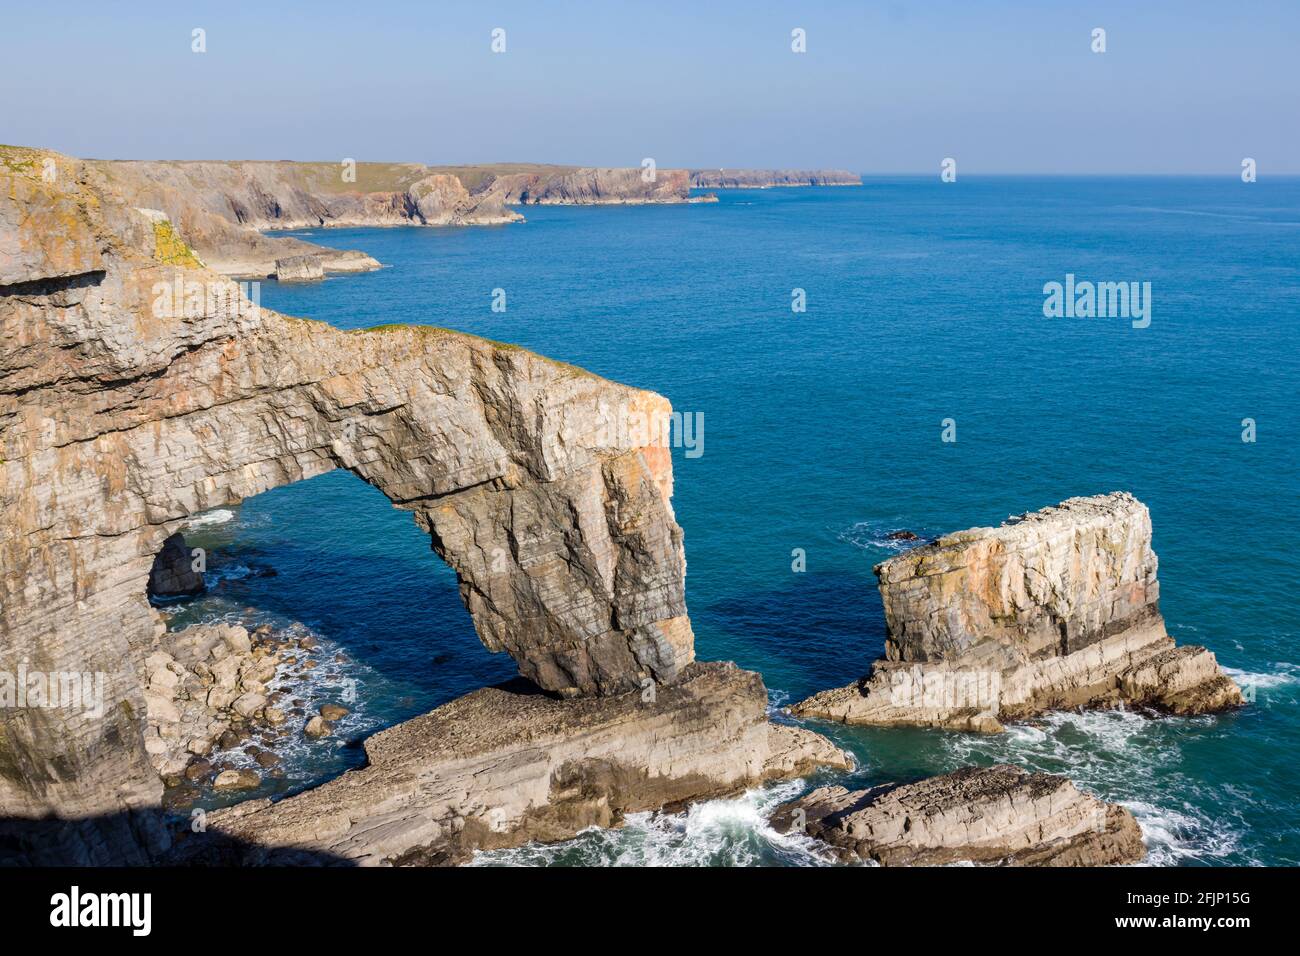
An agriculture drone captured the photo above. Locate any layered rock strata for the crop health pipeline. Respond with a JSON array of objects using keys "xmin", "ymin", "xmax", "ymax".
[
  {"xmin": 483, "ymin": 167, "xmax": 705, "ymax": 205},
  {"xmin": 0, "ymin": 146, "xmax": 715, "ymax": 862},
  {"xmin": 793, "ymin": 494, "xmax": 1243, "ymax": 731},
  {"xmin": 180, "ymin": 662, "xmax": 851, "ymax": 866},
  {"xmin": 771, "ymin": 765, "xmax": 1145, "ymax": 866},
  {"xmin": 689, "ymin": 169, "xmax": 861, "ymax": 188}
]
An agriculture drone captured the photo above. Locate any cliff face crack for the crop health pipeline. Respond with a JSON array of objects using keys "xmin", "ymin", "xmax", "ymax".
[{"xmin": 0, "ymin": 269, "xmax": 106, "ymax": 297}]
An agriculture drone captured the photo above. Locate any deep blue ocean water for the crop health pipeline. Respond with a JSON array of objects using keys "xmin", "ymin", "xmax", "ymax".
[{"xmin": 169, "ymin": 179, "xmax": 1300, "ymax": 865}]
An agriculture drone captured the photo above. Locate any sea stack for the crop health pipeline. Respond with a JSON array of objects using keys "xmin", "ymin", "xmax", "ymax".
[{"xmin": 792, "ymin": 493, "xmax": 1243, "ymax": 731}]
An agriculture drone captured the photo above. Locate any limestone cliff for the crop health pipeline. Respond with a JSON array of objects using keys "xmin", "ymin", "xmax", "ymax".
[
  {"xmin": 480, "ymin": 167, "xmax": 705, "ymax": 205},
  {"xmin": 689, "ymin": 168, "xmax": 861, "ymax": 189},
  {"xmin": 0, "ymin": 146, "xmax": 732, "ymax": 861},
  {"xmin": 87, "ymin": 159, "xmax": 521, "ymax": 277},
  {"xmin": 793, "ymin": 493, "xmax": 1243, "ymax": 731},
  {"xmin": 84, "ymin": 161, "xmax": 714, "ymax": 279}
]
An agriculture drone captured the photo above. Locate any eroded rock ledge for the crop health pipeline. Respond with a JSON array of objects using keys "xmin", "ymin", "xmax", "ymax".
[
  {"xmin": 771, "ymin": 765, "xmax": 1144, "ymax": 866},
  {"xmin": 177, "ymin": 662, "xmax": 850, "ymax": 866},
  {"xmin": 793, "ymin": 493, "xmax": 1243, "ymax": 731}
]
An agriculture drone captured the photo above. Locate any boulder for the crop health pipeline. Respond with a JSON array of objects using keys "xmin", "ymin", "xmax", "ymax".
[
  {"xmin": 232, "ymin": 693, "xmax": 267, "ymax": 719},
  {"xmin": 303, "ymin": 716, "xmax": 333, "ymax": 738},
  {"xmin": 212, "ymin": 769, "xmax": 262, "ymax": 792}
]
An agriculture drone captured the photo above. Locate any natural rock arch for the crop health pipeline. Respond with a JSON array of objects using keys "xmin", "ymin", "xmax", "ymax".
[{"xmin": 0, "ymin": 150, "xmax": 693, "ymax": 848}]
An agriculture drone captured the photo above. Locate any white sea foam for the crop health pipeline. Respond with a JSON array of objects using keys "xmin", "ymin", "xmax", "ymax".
[
  {"xmin": 940, "ymin": 707, "xmax": 1254, "ymax": 865},
  {"xmin": 184, "ymin": 509, "xmax": 236, "ymax": 529},
  {"xmin": 1222, "ymin": 665, "xmax": 1299, "ymax": 690},
  {"xmin": 206, "ymin": 564, "xmax": 253, "ymax": 584},
  {"xmin": 837, "ymin": 519, "xmax": 934, "ymax": 555},
  {"xmin": 1123, "ymin": 800, "xmax": 1245, "ymax": 867},
  {"xmin": 469, "ymin": 779, "xmax": 837, "ymax": 867}
]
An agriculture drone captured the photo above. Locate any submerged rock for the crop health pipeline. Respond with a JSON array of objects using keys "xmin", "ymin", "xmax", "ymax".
[
  {"xmin": 793, "ymin": 493, "xmax": 1243, "ymax": 731},
  {"xmin": 771, "ymin": 765, "xmax": 1145, "ymax": 866}
]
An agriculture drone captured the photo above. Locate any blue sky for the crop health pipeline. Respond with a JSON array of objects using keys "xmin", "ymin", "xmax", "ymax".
[{"xmin": 2, "ymin": 0, "xmax": 1296, "ymax": 173}]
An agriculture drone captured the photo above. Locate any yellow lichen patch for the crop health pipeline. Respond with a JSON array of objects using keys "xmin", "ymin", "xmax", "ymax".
[{"xmin": 152, "ymin": 219, "xmax": 204, "ymax": 268}]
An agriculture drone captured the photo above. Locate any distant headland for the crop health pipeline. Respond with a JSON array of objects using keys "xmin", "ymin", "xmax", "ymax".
[{"xmin": 75, "ymin": 158, "xmax": 860, "ymax": 279}]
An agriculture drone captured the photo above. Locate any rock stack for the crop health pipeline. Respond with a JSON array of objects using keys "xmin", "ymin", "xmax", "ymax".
[
  {"xmin": 274, "ymin": 255, "xmax": 325, "ymax": 282},
  {"xmin": 793, "ymin": 493, "xmax": 1243, "ymax": 731}
]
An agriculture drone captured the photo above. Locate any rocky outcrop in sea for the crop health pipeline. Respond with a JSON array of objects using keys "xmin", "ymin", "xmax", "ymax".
[
  {"xmin": 771, "ymin": 765, "xmax": 1145, "ymax": 866},
  {"xmin": 793, "ymin": 493, "xmax": 1244, "ymax": 731}
]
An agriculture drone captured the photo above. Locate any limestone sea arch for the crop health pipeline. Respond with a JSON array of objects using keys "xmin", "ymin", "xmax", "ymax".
[{"xmin": 0, "ymin": 147, "xmax": 696, "ymax": 853}]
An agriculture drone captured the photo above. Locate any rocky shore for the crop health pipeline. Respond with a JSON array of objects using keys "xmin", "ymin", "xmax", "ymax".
[
  {"xmin": 141, "ymin": 620, "xmax": 354, "ymax": 807},
  {"xmin": 178, "ymin": 662, "xmax": 850, "ymax": 865},
  {"xmin": 793, "ymin": 493, "xmax": 1244, "ymax": 731},
  {"xmin": 771, "ymin": 765, "xmax": 1145, "ymax": 866},
  {"xmin": 0, "ymin": 145, "xmax": 852, "ymax": 865}
]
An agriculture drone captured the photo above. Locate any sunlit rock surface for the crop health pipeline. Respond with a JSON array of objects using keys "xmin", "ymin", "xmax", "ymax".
[
  {"xmin": 793, "ymin": 493, "xmax": 1243, "ymax": 731},
  {"xmin": 0, "ymin": 146, "xmax": 728, "ymax": 862},
  {"xmin": 771, "ymin": 764, "xmax": 1145, "ymax": 866}
]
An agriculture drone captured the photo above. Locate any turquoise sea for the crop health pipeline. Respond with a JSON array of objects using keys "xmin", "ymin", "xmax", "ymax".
[{"xmin": 167, "ymin": 178, "xmax": 1300, "ymax": 865}]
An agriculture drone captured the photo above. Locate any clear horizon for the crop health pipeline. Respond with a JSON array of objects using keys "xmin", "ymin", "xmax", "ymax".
[{"xmin": 2, "ymin": 0, "xmax": 1297, "ymax": 175}]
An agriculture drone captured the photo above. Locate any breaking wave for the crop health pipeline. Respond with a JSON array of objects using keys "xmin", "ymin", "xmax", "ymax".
[
  {"xmin": 469, "ymin": 779, "xmax": 837, "ymax": 867},
  {"xmin": 184, "ymin": 508, "xmax": 237, "ymax": 529}
]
